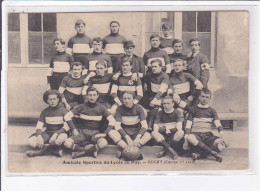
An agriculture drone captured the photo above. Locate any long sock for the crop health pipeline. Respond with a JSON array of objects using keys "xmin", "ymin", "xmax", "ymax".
[
  {"xmin": 196, "ymin": 141, "xmax": 214, "ymax": 155},
  {"xmin": 26, "ymin": 144, "xmax": 52, "ymax": 157},
  {"xmin": 74, "ymin": 144, "xmax": 85, "ymax": 151},
  {"xmin": 160, "ymin": 140, "xmax": 170, "ymax": 150}
]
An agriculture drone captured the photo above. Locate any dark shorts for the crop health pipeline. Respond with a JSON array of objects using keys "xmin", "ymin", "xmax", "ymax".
[
  {"xmin": 192, "ymin": 132, "xmax": 219, "ymax": 148},
  {"xmin": 121, "ymin": 128, "xmax": 141, "ymax": 140},
  {"xmin": 50, "ymin": 73, "xmax": 68, "ymax": 90},
  {"xmin": 30, "ymin": 130, "xmax": 68, "ymax": 144},
  {"xmin": 70, "ymin": 129, "xmax": 101, "ymax": 145}
]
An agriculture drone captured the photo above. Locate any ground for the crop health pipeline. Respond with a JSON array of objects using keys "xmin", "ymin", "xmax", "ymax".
[{"xmin": 7, "ymin": 124, "xmax": 248, "ymax": 173}]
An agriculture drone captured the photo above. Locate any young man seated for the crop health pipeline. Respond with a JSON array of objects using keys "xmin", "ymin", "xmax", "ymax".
[
  {"xmin": 59, "ymin": 62, "xmax": 87, "ymax": 110},
  {"xmin": 63, "ymin": 87, "xmax": 115, "ymax": 159},
  {"xmin": 185, "ymin": 89, "xmax": 228, "ymax": 162},
  {"xmin": 82, "ymin": 60, "xmax": 114, "ymax": 110},
  {"xmin": 142, "ymin": 59, "xmax": 169, "ymax": 129},
  {"xmin": 151, "ymin": 96, "xmax": 184, "ymax": 160},
  {"xmin": 110, "ymin": 56, "xmax": 143, "ymax": 116},
  {"xmin": 26, "ymin": 90, "xmax": 70, "ymax": 157},
  {"xmin": 109, "ymin": 91, "xmax": 152, "ymax": 159},
  {"xmin": 168, "ymin": 59, "xmax": 203, "ymax": 114}
]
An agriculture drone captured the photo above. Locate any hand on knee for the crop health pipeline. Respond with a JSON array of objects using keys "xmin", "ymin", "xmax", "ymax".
[
  {"xmin": 64, "ymin": 138, "xmax": 74, "ymax": 149},
  {"xmin": 187, "ymin": 134, "xmax": 198, "ymax": 146},
  {"xmin": 151, "ymin": 131, "xmax": 164, "ymax": 143},
  {"xmin": 97, "ymin": 138, "xmax": 108, "ymax": 149},
  {"xmin": 173, "ymin": 130, "xmax": 184, "ymax": 142}
]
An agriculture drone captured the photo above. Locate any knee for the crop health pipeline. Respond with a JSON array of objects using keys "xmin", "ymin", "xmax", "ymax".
[
  {"xmin": 151, "ymin": 131, "xmax": 164, "ymax": 142},
  {"xmin": 187, "ymin": 134, "xmax": 198, "ymax": 146},
  {"xmin": 27, "ymin": 136, "xmax": 37, "ymax": 148},
  {"xmin": 64, "ymin": 138, "xmax": 74, "ymax": 149},
  {"xmin": 55, "ymin": 133, "xmax": 68, "ymax": 146},
  {"xmin": 213, "ymin": 138, "xmax": 225, "ymax": 152},
  {"xmin": 173, "ymin": 130, "xmax": 184, "ymax": 142},
  {"xmin": 97, "ymin": 138, "xmax": 108, "ymax": 149},
  {"xmin": 108, "ymin": 130, "xmax": 122, "ymax": 143}
]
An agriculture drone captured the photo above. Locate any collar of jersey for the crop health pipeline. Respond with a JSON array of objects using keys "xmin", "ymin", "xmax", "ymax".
[
  {"xmin": 71, "ymin": 74, "xmax": 82, "ymax": 79},
  {"xmin": 151, "ymin": 47, "xmax": 160, "ymax": 52},
  {"xmin": 76, "ymin": 33, "xmax": 85, "ymax": 37},
  {"xmin": 164, "ymin": 108, "xmax": 174, "ymax": 114},
  {"xmin": 122, "ymin": 72, "xmax": 133, "ymax": 76},
  {"xmin": 197, "ymin": 103, "xmax": 209, "ymax": 108},
  {"xmin": 162, "ymin": 35, "xmax": 174, "ymax": 39}
]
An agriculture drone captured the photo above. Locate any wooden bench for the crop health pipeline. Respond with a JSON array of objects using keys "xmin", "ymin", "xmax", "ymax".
[{"xmin": 218, "ymin": 113, "xmax": 248, "ymax": 131}]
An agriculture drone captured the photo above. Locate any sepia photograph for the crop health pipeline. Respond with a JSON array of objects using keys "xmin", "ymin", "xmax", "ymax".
[{"xmin": 6, "ymin": 9, "xmax": 249, "ymax": 173}]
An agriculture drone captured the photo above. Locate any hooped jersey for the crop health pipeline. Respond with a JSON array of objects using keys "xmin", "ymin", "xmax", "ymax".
[
  {"xmin": 50, "ymin": 51, "xmax": 74, "ymax": 74},
  {"xmin": 154, "ymin": 109, "xmax": 182, "ymax": 130},
  {"xmin": 68, "ymin": 34, "xmax": 92, "ymax": 56},
  {"xmin": 103, "ymin": 33, "xmax": 126, "ymax": 55},
  {"xmin": 160, "ymin": 37, "xmax": 174, "ymax": 55},
  {"xmin": 86, "ymin": 52, "xmax": 113, "ymax": 73}
]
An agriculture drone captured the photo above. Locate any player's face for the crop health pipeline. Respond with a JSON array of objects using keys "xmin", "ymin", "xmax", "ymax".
[
  {"xmin": 162, "ymin": 98, "xmax": 174, "ymax": 112},
  {"xmin": 199, "ymin": 92, "xmax": 211, "ymax": 105},
  {"xmin": 122, "ymin": 62, "xmax": 132, "ymax": 74},
  {"xmin": 124, "ymin": 47, "xmax": 134, "ymax": 56},
  {"xmin": 47, "ymin": 94, "xmax": 59, "ymax": 108},
  {"xmin": 110, "ymin": 23, "xmax": 119, "ymax": 34},
  {"xmin": 96, "ymin": 64, "xmax": 106, "ymax": 76},
  {"xmin": 162, "ymin": 29, "xmax": 170, "ymax": 37},
  {"xmin": 150, "ymin": 37, "xmax": 160, "ymax": 48},
  {"xmin": 190, "ymin": 41, "xmax": 200, "ymax": 53},
  {"xmin": 123, "ymin": 93, "xmax": 134, "ymax": 108},
  {"xmin": 173, "ymin": 61, "xmax": 184, "ymax": 73},
  {"xmin": 72, "ymin": 65, "xmax": 83, "ymax": 78},
  {"xmin": 151, "ymin": 62, "xmax": 161, "ymax": 74},
  {"xmin": 75, "ymin": 23, "xmax": 85, "ymax": 34},
  {"xmin": 92, "ymin": 41, "xmax": 103, "ymax": 53},
  {"xmin": 87, "ymin": 91, "xmax": 99, "ymax": 103},
  {"xmin": 54, "ymin": 41, "xmax": 65, "ymax": 52},
  {"xmin": 173, "ymin": 42, "xmax": 183, "ymax": 54}
]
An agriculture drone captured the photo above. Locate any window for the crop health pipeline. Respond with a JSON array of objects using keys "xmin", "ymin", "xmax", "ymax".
[
  {"xmin": 8, "ymin": 13, "xmax": 21, "ymax": 63},
  {"xmin": 182, "ymin": 11, "xmax": 212, "ymax": 63},
  {"xmin": 28, "ymin": 13, "xmax": 57, "ymax": 64}
]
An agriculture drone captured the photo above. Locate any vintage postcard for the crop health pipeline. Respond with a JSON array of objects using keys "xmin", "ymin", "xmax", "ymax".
[{"xmin": 5, "ymin": 7, "xmax": 249, "ymax": 174}]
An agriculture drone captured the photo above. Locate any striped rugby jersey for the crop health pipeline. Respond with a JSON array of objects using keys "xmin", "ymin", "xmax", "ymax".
[
  {"xmin": 154, "ymin": 109, "xmax": 182, "ymax": 130},
  {"xmin": 50, "ymin": 51, "xmax": 74, "ymax": 74},
  {"xmin": 103, "ymin": 33, "xmax": 126, "ymax": 55},
  {"xmin": 160, "ymin": 37, "xmax": 175, "ymax": 55},
  {"xmin": 71, "ymin": 102, "xmax": 110, "ymax": 130},
  {"xmin": 39, "ymin": 103, "xmax": 68, "ymax": 133},
  {"xmin": 169, "ymin": 53, "xmax": 187, "ymax": 64},
  {"xmin": 68, "ymin": 33, "xmax": 92, "ymax": 56},
  {"xmin": 187, "ymin": 104, "xmax": 219, "ymax": 133},
  {"xmin": 86, "ymin": 51, "xmax": 113, "ymax": 73}
]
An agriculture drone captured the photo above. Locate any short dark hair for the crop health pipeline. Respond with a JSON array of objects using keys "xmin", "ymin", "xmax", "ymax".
[
  {"xmin": 189, "ymin": 38, "xmax": 201, "ymax": 46},
  {"xmin": 162, "ymin": 95, "xmax": 174, "ymax": 103},
  {"xmin": 95, "ymin": 60, "xmax": 107, "ymax": 68},
  {"xmin": 43, "ymin": 90, "xmax": 62, "ymax": 104},
  {"xmin": 121, "ymin": 56, "xmax": 132, "ymax": 65},
  {"xmin": 75, "ymin": 19, "xmax": 86, "ymax": 27},
  {"xmin": 172, "ymin": 39, "xmax": 183, "ymax": 47},
  {"xmin": 72, "ymin": 62, "xmax": 84, "ymax": 69},
  {"xmin": 122, "ymin": 91, "xmax": 135, "ymax": 98},
  {"xmin": 110, "ymin": 21, "xmax": 120, "ymax": 27},
  {"xmin": 151, "ymin": 59, "xmax": 162, "ymax": 67},
  {"xmin": 86, "ymin": 86, "xmax": 99, "ymax": 95},
  {"xmin": 173, "ymin": 59, "xmax": 184, "ymax": 65},
  {"xmin": 92, "ymin": 37, "xmax": 103, "ymax": 44},
  {"xmin": 53, "ymin": 38, "xmax": 65, "ymax": 45},
  {"xmin": 162, "ymin": 23, "xmax": 172, "ymax": 30},
  {"xmin": 200, "ymin": 88, "xmax": 212, "ymax": 97},
  {"xmin": 150, "ymin": 34, "xmax": 161, "ymax": 41}
]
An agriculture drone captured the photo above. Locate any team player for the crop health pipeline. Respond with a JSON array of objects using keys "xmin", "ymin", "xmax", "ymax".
[
  {"xmin": 26, "ymin": 90, "xmax": 70, "ymax": 157},
  {"xmin": 160, "ymin": 23, "xmax": 175, "ymax": 55},
  {"xmin": 109, "ymin": 91, "xmax": 152, "ymax": 159},
  {"xmin": 186, "ymin": 38, "xmax": 210, "ymax": 90},
  {"xmin": 169, "ymin": 39, "xmax": 188, "ymax": 71},
  {"xmin": 168, "ymin": 59, "xmax": 203, "ymax": 111},
  {"xmin": 47, "ymin": 38, "xmax": 74, "ymax": 90},
  {"xmin": 67, "ymin": 20, "xmax": 92, "ymax": 72},
  {"xmin": 185, "ymin": 89, "xmax": 228, "ymax": 162},
  {"xmin": 82, "ymin": 61, "xmax": 114, "ymax": 110},
  {"xmin": 86, "ymin": 37, "xmax": 113, "ymax": 74},
  {"xmin": 59, "ymin": 62, "xmax": 87, "ymax": 110},
  {"xmin": 142, "ymin": 59, "xmax": 169, "ymax": 129},
  {"xmin": 143, "ymin": 34, "xmax": 171, "ymax": 74},
  {"xmin": 63, "ymin": 87, "xmax": 116, "ymax": 159},
  {"xmin": 117, "ymin": 41, "xmax": 145, "ymax": 79},
  {"xmin": 151, "ymin": 96, "xmax": 184, "ymax": 159},
  {"xmin": 110, "ymin": 56, "xmax": 143, "ymax": 116},
  {"xmin": 103, "ymin": 21, "xmax": 126, "ymax": 72}
]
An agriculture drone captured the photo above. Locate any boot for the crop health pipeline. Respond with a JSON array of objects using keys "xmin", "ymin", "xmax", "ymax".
[
  {"xmin": 26, "ymin": 144, "xmax": 51, "ymax": 157},
  {"xmin": 156, "ymin": 150, "xmax": 166, "ymax": 158},
  {"xmin": 160, "ymin": 141, "xmax": 178, "ymax": 160},
  {"xmin": 71, "ymin": 145, "xmax": 98, "ymax": 159},
  {"xmin": 191, "ymin": 153, "xmax": 201, "ymax": 161}
]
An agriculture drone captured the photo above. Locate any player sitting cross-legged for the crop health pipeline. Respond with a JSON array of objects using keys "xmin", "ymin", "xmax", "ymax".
[
  {"xmin": 185, "ymin": 89, "xmax": 228, "ymax": 162},
  {"xmin": 109, "ymin": 91, "xmax": 152, "ymax": 160},
  {"xmin": 26, "ymin": 90, "xmax": 71, "ymax": 157},
  {"xmin": 63, "ymin": 87, "xmax": 116, "ymax": 159},
  {"xmin": 151, "ymin": 95, "xmax": 184, "ymax": 160}
]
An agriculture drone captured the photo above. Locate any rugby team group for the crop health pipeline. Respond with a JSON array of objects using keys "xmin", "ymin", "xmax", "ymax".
[{"xmin": 25, "ymin": 19, "xmax": 228, "ymax": 162}]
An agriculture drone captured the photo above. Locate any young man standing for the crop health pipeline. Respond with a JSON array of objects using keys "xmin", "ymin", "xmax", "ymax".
[
  {"xmin": 169, "ymin": 39, "xmax": 188, "ymax": 71},
  {"xmin": 109, "ymin": 91, "xmax": 152, "ymax": 159},
  {"xmin": 67, "ymin": 20, "xmax": 92, "ymax": 70},
  {"xmin": 143, "ymin": 34, "xmax": 171, "ymax": 74},
  {"xmin": 160, "ymin": 23, "xmax": 175, "ymax": 55},
  {"xmin": 59, "ymin": 62, "xmax": 87, "ymax": 110},
  {"xmin": 47, "ymin": 38, "xmax": 74, "ymax": 90},
  {"xmin": 86, "ymin": 37, "xmax": 113, "ymax": 74},
  {"xmin": 63, "ymin": 87, "xmax": 116, "ymax": 159},
  {"xmin": 152, "ymin": 96, "xmax": 184, "ymax": 160},
  {"xmin": 26, "ymin": 90, "xmax": 70, "ymax": 157},
  {"xmin": 103, "ymin": 21, "xmax": 126, "ymax": 72},
  {"xmin": 185, "ymin": 89, "xmax": 228, "ymax": 162}
]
